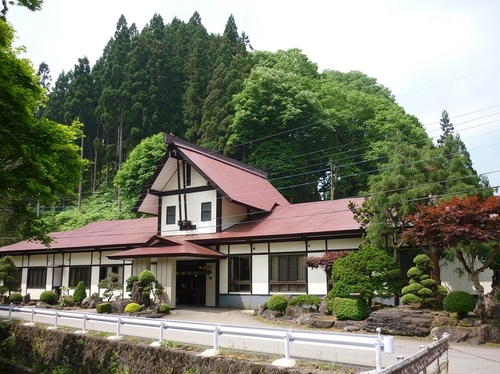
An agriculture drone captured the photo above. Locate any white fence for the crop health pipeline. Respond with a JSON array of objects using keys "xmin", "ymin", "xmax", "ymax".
[{"xmin": 0, "ymin": 305, "xmax": 395, "ymax": 370}]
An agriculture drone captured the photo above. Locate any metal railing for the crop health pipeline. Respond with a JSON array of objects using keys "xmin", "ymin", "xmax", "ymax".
[{"xmin": 0, "ymin": 305, "xmax": 395, "ymax": 370}]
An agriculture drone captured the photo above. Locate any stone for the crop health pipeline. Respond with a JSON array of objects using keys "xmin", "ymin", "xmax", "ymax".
[
  {"xmin": 334, "ymin": 320, "xmax": 364, "ymax": 331},
  {"xmin": 362, "ymin": 307, "xmax": 434, "ymax": 337},
  {"xmin": 111, "ymin": 299, "xmax": 131, "ymax": 313},
  {"xmin": 431, "ymin": 326, "xmax": 485, "ymax": 345},
  {"xmin": 22, "ymin": 293, "xmax": 30, "ymax": 304},
  {"xmin": 308, "ymin": 316, "xmax": 335, "ymax": 329},
  {"xmin": 80, "ymin": 296, "xmax": 101, "ymax": 309}
]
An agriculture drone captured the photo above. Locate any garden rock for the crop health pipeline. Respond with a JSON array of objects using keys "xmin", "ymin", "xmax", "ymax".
[{"xmin": 362, "ymin": 307, "xmax": 434, "ymax": 336}]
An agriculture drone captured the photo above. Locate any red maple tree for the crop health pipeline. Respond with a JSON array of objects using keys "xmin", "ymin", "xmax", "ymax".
[{"xmin": 404, "ymin": 195, "xmax": 500, "ymax": 319}]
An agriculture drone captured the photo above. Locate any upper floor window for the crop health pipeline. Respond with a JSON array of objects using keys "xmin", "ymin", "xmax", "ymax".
[
  {"xmin": 166, "ymin": 206, "xmax": 176, "ymax": 225},
  {"xmin": 201, "ymin": 202, "xmax": 212, "ymax": 221}
]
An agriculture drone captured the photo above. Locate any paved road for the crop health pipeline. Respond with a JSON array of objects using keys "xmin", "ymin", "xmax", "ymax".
[{"xmin": 1, "ymin": 307, "xmax": 499, "ymax": 373}]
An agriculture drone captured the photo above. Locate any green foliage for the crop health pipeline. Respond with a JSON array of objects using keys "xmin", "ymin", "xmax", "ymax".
[
  {"xmin": 114, "ymin": 133, "xmax": 166, "ymax": 201},
  {"xmin": 288, "ymin": 295, "xmax": 322, "ymax": 309},
  {"xmin": 99, "ymin": 273, "xmax": 122, "ymax": 302},
  {"xmin": 0, "ymin": 256, "xmax": 19, "ymax": 295},
  {"xmin": 159, "ymin": 303, "xmax": 170, "ymax": 315},
  {"xmin": 402, "ymin": 254, "xmax": 446, "ymax": 308},
  {"xmin": 267, "ymin": 294, "xmax": 288, "ymax": 313},
  {"xmin": 8, "ymin": 292, "xmax": 22, "ymax": 304},
  {"xmin": 139, "ymin": 270, "xmax": 156, "ymax": 285},
  {"xmin": 332, "ymin": 297, "xmax": 369, "ymax": 321},
  {"xmin": 96, "ymin": 302, "xmax": 111, "ymax": 314},
  {"xmin": 138, "ymin": 270, "xmax": 163, "ymax": 304},
  {"xmin": 61, "ymin": 296, "xmax": 75, "ymax": 307},
  {"xmin": 443, "ymin": 291, "xmax": 476, "ymax": 319},
  {"xmin": 125, "ymin": 275, "xmax": 139, "ymax": 292},
  {"xmin": 124, "ymin": 302, "xmax": 141, "ymax": 313},
  {"xmin": 40, "ymin": 291, "xmax": 57, "ymax": 305},
  {"xmin": 72, "ymin": 281, "xmax": 87, "ymax": 305},
  {"xmin": 330, "ymin": 245, "xmax": 402, "ymax": 306}
]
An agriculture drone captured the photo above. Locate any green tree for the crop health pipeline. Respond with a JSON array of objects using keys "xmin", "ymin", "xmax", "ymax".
[
  {"xmin": 0, "ymin": 256, "xmax": 19, "ymax": 295},
  {"xmin": 98, "ymin": 272, "xmax": 122, "ymax": 302},
  {"xmin": 114, "ymin": 132, "xmax": 167, "ymax": 204},
  {"xmin": 0, "ymin": 20, "xmax": 84, "ymax": 244},
  {"xmin": 329, "ymin": 245, "xmax": 402, "ymax": 307},
  {"xmin": 1, "ymin": 0, "xmax": 43, "ymax": 20}
]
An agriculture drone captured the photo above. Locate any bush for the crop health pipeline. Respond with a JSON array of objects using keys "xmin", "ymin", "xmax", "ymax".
[
  {"xmin": 267, "ymin": 294, "xmax": 288, "ymax": 313},
  {"xmin": 9, "ymin": 292, "xmax": 22, "ymax": 304},
  {"xmin": 139, "ymin": 270, "xmax": 156, "ymax": 286},
  {"xmin": 159, "ymin": 303, "xmax": 170, "ymax": 315},
  {"xmin": 61, "ymin": 296, "xmax": 75, "ymax": 307},
  {"xmin": 96, "ymin": 302, "xmax": 111, "ymax": 314},
  {"xmin": 401, "ymin": 294, "xmax": 421, "ymax": 305},
  {"xmin": 124, "ymin": 302, "xmax": 141, "ymax": 313},
  {"xmin": 126, "ymin": 275, "xmax": 139, "ymax": 293},
  {"xmin": 443, "ymin": 291, "xmax": 476, "ymax": 319},
  {"xmin": 333, "ymin": 297, "xmax": 368, "ymax": 321},
  {"xmin": 288, "ymin": 295, "xmax": 322, "ymax": 309},
  {"xmin": 72, "ymin": 281, "xmax": 87, "ymax": 305},
  {"xmin": 40, "ymin": 290, "xmax": 58, "ymax": 305}
]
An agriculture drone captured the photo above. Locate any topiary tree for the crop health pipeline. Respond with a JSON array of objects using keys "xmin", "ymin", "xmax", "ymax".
[
  {"xmin": 0, "ymin": 256, "xmax": 20, "ymax": 296},
  {"xmin": 9, "ymin": 292, "xmax": 22, "ymax": 304},
  {"xmin": 443, "ymin": 291, "xmax": 476, "ymax": 319},
  {"xmin": 288, "ymin": 295, "xmax": 322, "ymax": 310},
  {"xmin": 401, "ymin": 254, "xmax": 448, "ymax": 308},
  {"xmin": 98, "ymin": 273, "xmax": 123, "ymax": 302},
  {"xmin": 267, "ymin": 294, "xmax": 288, "ymax": 314},
  {"xmin": 139, "ymin": 270, "xmax": 164, "ymax": 305},
  {"xmin": 72, "ymin": 281, "xmax": 87, "ymax": 305},
  {"xmin": 329, "ymin": 245, "xmax": 402, "ymax": 308}
]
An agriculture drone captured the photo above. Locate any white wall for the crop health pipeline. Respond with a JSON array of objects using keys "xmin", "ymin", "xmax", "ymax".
[
  {"xmin": 252, "ymin": 255, "xmax": 269, "ymax": 294},
  {"xmin": 307, "ymin": 252, "xmax": 328, "ymax": 295},
  {"xmin": 440, "ymin": 258, "xmax": 493, "ymax": 294}
]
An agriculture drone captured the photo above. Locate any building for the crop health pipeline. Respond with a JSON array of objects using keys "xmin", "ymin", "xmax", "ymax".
[{"xmin": 0, "ymin": 135, "xmax": 491, "ymax": 308}]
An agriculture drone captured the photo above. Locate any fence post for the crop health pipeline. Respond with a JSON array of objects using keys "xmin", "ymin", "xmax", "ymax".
[
  {"xmin": 8, "ymin": 304, "xmax": 12, "ymax": 320},
  {"xmin": 30, "ymin": 308, "xmax": 35, "ymax": 324},
  {"xmin": 82, "ymin": 314, "xmax": 88, "ymax": 333},
  {"xmin": 284, "ymin": 330, "xmax": 292, "ymax": 360},
  {"xmin": 53, "ymin": 311, "xmax": 59, "ymax": 328},
  {"xmin": 159, "ymin": 321, "xmax": 166, "ymax": 343},
  {"xmin": 116, "ymin": 317, "xmax": 123, "ymax": 337},
  {"xmin": 213, "ymin": 325, "xmax": 221, "ymax": 350}
]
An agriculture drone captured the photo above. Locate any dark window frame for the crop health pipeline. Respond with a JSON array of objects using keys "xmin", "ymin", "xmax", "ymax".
[
  {"xmin": 166, "ymin": 205, "xmax": 176, "ymax": 225},
  {"xmin": 270, "ymin": 254, "xmax": 307, "ymax": 293},
  {"xmin": 69, "ymin": 266, "xmax": 91, "ymax": 288},
  {"xmin": 229, "ymin": 255, "xmax": 251, "ymax": 293},
  {"xmin": 201, "ymin": 202, "xmax": 212, "ymax": 221},
  {"xmin": 27, "ymin": 267, "xmax": 47, "ymax": 288}
]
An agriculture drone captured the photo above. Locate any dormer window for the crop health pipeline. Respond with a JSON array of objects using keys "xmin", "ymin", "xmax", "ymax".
[
  {"xmin": 166, "ymin": 206, "xmax": 176, "ymax": 225},
  {"xmin": 201, "ymin": 202, "xmax": 212, "ymax": 221}
]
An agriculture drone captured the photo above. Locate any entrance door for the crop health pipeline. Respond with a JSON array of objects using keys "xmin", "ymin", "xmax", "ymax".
[{"xmin": 176, "ymin": 261, "xmax": 207, "ymax": 306}]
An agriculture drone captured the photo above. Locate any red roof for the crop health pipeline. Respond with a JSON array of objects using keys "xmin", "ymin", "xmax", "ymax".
[
  {"xmin": 107, "ymin": 238, "xmax": 226, "ymax": 260},
  {"xmin": 185, "ymin": 197, "xmax": 364, "ymax": 242},
  {"xmin": 0, "ymin": 217, "xmax": 158, "ymax": 253}
]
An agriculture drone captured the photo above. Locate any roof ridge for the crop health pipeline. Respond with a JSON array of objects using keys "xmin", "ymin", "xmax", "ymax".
[{"xmin": 165, "ymin": 134, "xmax": 267, "ymax": 179}]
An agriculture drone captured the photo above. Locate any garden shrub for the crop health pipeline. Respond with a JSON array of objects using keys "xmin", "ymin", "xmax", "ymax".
[
  {"xmin": 9, "ymin": 292, "xmax": 22, "ymax": 304},
  {"xmin": 96, "ymin": 302, "xmax": 111, "ymax": 314},
  {"xmin": 443, "ymin": 291, "xmax": 476, "ymax": 319},
  {"xmin": 40, "ymin": 290, "xmax": 57, "ymax": 305},
  {"xmin": 267, "ymin": 294, "xmax": 288, "ymax": 313},
  {"xmin": 288, "ymin": 295, "xmax": 322, "ymax": 309},
  {"xmin": 326, "ymin": 298, "xmax": 335, "ymax": 314},
  {"xmin": 126, "ymin": 275, "xmax": 139, "ymax": 293},
  {"xmin": 139, "ymin": 270, "xmax": 156, "ymax": 286},
  {"xmin": 333, "ymin": 297, "xmax": 368, "ymax": 321},
  {"xmin": 159, "ymin": 303, "xmax": 170, "ymax": 315},
  {"xmin": 72, "ymin": 281, "xmax": 87, "ymax": 305},
  {"xmin": 124, "ymin": 302, "xmax": 141, "ymax": 313}
]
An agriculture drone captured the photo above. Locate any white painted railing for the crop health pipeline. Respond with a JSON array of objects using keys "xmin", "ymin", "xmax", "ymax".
[{"xmin": 0, "ymin": 305, "xmax": 395, "ymax": 370}]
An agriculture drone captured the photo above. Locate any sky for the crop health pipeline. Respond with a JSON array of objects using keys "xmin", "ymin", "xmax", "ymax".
[{"xmin": 8, "ymin": 0, "xmax": 500, "ymax": 191}]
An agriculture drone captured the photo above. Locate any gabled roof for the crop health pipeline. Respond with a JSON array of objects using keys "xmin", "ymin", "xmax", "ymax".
[
  {"xmin": 107, "ymin": 237, "xmax": 226, "ymax": 260},
  {"xmin": 134, "ymin": 135, "xmax": 289, "ymax": 214},
  {"xmin": 0, "ymin": 217, "xmax": 158, "ymax": 254}
]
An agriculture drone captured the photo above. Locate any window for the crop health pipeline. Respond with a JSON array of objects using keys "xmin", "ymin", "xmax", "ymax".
[
  {"xmin": 270, "ymin": 254, "xmax": 306, "ymax": 292},
  {"xmin": 69, "ymin": 267, "xmax": 91, "ymax": 288},
  {"xmin": 166, "ymin": 206, "xmax": 176, "ymax": 225},
  {"xmin": 99, "ymin": 265, "xmax": 123, "ymax": 283},
  {"xmin": 201, "ymin": 202, "xmax": 212, "ymax": 221},
  {"xmin": 27, "ymin": 268, "xmax": 47, "ymax": 288},
  {"xmin": 229, "ymin": 256, "xmax": 251, "ymax": 292}
]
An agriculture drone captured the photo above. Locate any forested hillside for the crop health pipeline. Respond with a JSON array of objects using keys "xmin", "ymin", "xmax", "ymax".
[{"xmin": 37, "ymin": 12, "xmax": 488, "ymax": 232}]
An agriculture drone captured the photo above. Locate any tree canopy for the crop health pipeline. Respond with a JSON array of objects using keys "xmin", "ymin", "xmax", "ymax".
[{"xmin": 0, "ymin": 19, "xmax": 84, "ymax": 244}]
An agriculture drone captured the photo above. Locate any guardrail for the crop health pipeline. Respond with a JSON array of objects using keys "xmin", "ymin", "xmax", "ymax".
[{"xmin": 0, "ymin": 305, "xmax": 395, "ymax": 370}]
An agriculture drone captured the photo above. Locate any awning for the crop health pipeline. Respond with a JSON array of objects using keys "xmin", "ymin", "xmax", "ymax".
[{"xmin": 107, "ymin": 240, "xmax": 226, "ymax": 260}]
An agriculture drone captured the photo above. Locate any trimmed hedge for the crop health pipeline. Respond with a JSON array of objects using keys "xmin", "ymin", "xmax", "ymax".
[
  {"xmin": 288, "ymin": 295, "xmax": 322, "ymax": 309},
  {"xmin": 443, "ymin": 291, "xmax": 476, "ymax": 319},
  {"xmin": 96, "ymin": 303, "xmax": 111, "ymax": 314},
  {"xmin": 124, "ymin": 302, "xmax": 141, "ymax": 313},
  {"xmin": 72, "ymin": 281, "xmax": 87, "ymax": 305},
  {"xmin": 159, "ymin": 303, "xmax": 170, "ymax": 314},
  {"xmin": 333, "ymin": 297, "xmax": 368, "ymax": 321},
  {"xmin": 9, "ymin": 292, "xmax": 22, "ymax": 304},
  {"xmin": 267, "ymin": 294, "xmax": 288, "ymax": 313},
  {"xmin": 40, "ymin": 290, "xmax": 57, "ymax": 305}
]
